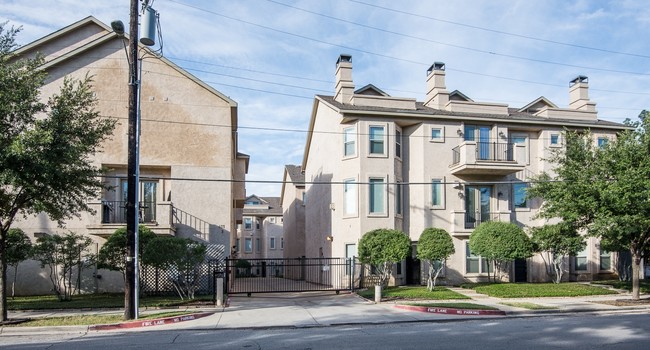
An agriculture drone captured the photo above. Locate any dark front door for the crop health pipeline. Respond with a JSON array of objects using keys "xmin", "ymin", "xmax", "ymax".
[
  {"xmin": 514, "ymin": 258, "xmax": 527, "ymax": 282},
  {"xmin": 405, "ymin": 244, "xmax": 421, "ymax": 285}
]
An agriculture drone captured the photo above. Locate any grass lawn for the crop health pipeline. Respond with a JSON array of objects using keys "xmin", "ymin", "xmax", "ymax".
[
  {"xmin": 592, "ymin": 280, "xmax": 650, "ymax": 294},
  {"xmin": 8, "ymin": 311, "xmax": 194, "ymax": 327},
  {"xmin": 404, "ymin": 302, "xmax": 497, "ymax": 310},
  {"xmin": 500, "ymin": 301, "xmax": 557, "ymax": 310},
  {"xmin": 7, "ymin": 293, "xmax": 214, "ymax": 310},
  {"xmin": 357, "ymin": 286, "xmax": 470, "ymax": 301},
  {"xmin": 464, "ymin": 283, "xmax": 618, "ymax": 298}
]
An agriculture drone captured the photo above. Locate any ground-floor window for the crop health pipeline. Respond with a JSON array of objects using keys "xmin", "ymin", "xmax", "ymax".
[
  {"xmin": 600, "ymin": 249, "xmax": 611, "ymax": 270},
  {"xmin": 575, "ymin": 248, "xmax": 588, "ymax": 271},
  {"xmin": 465, "ymin": 242, "xmax": 491, "ymax": 274}
]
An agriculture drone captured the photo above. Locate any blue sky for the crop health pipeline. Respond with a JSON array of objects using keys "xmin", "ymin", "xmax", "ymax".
[{"xmin": 3, "ymin": 0, "xmax": 650, "ymax": 197}]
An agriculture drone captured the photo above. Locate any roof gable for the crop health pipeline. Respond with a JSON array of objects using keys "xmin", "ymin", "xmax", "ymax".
[
  {"xmin": 518, "ymin": 96, "xmax": 558, "ymax": 113},
  {"xmin": 355, "ymin": 84, "xmax": 389, "ymax": 97},
  {"xmin": 449, "ymin": 90, "xmax": 474, "ymax": 102}
]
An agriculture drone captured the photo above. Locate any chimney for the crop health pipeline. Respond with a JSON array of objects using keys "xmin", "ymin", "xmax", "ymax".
[
  {"xmin": 334, "ymin": 54, "xmax": 354, "ymax": 104},
  {"xmin": 569, "ymin": 75, "xmax": 596, "ymax": 112},
  {"xmin": 424, "ymin": 62, "xmax": 449, "ymax": 109}
]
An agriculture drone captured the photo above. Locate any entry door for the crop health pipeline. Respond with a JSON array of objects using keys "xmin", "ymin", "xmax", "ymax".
[
  {"xmin": 478, "ymin": 126, "xmax": 491, "ymax": 160},
  {"xmin": 465, "ymin": 186, "xmax": 492, "ymax": 228},
  {"xmin": 121, "ymin": 180, "xmax": 157, "ymax": 222}
]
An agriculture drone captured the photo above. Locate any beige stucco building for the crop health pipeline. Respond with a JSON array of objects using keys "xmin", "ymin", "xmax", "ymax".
[
  {"xmin": 235, "ymin": 195, "xmax": 284, "ymax": 260},
  {"xmin": 8, "ymin": 17, "xmax": 247, "ymax": 295},
  {"xmin": 280, "ymin": 165, "xmax": 306, "ymax": 259},
  {"xmin": 299, "ymin": 54, "xmax": 629, "ymax": 285}
]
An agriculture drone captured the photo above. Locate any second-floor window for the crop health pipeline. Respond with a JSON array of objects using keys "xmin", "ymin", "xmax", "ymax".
[
  {"xmin": 244, "ymin": 217, "xmax": 252, "ymax": 230},
  {"xmin": 395, "ymin": 129, "xmax": 402, "ymax": 158},
  {"xmin": 395, "ymin": 181, "xmax": 403, "ymax": 216},
  {"xmin": 344, "ymin": 127, "xmax": 356, "ymax": 157},
  {"xmin": 550, "ymin": 133, "xmax": 560, "ymax": 146},
  {"xmin": 431, "ymin": 179, "xmax": 444, "ymax": 208},
  {"xmin": 270, "ymin": 237, "xmax": 276, "ymax": 250},
  {"xmin": 344, "ymin": 179, "xmax": 357, "ymax": 216},
  {"xmin": 431, "ymin": 127, "xmax": 443, "ymax": 142},
  {"xmin": 369, "ymin": 177, "xmax": 385, "ymax": 214},
  {"xmin": 369, "ymin": 126, "xmax": 385, "ymax": 155}
]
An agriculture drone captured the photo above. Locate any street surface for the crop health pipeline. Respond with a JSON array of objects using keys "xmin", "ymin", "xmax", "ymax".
[{"xmin": 1, "ymin": 312, "xmax": 649, "ymax": 349}]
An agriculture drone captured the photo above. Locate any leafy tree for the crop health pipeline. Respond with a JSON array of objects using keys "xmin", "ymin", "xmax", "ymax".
[
  {"xmin": 528, "ymin": 113, "xmax": 650, "ymax": 299},
  {"xmin": 142, "ymin": 237, "xmax": 207, "ymax": 300},
  {"xmin": 97, "ymin": 225, "xmax": 156, "ymax": 281},
  {"xmin": 32, "ymin": 232, "xmax": 94, "ymax": 301},
  {"xmin": 470, "ymin": 221, "xmax": 533, "ymax": 282},
  {"xmin": 6, "ymin": 228, "xmax": 32, "ymax": 298},
  {"xmin": 529, "ymin": 223, "xmax": 585, "ymax": 284},
  {"xmin": 0, "ymin": 24, "xmax": 116, "ymax": 320},
  {"xmin": 358, "ymin": 228, "xmax": 410, "ymax": 287},
  {"xmin": 417, "ymin": 228, "xmax": 454, "ymax": 291}
]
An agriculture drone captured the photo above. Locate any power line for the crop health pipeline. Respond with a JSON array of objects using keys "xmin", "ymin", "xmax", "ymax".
[
  {"xmin": 266, "ymin": 0, "xmax": 650, "ymax": 76},
  {"xmin": 348, "ymin": 0, "xmax": 650, "ymax": 60}
]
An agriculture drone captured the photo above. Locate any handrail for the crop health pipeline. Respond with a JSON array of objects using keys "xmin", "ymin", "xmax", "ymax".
[{"xmin": 171, "ymin": 206, "xmax": 211, "ymax": 239}]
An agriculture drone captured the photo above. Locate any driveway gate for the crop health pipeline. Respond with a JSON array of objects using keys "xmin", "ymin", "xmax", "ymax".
[{"xmin": 225, "ymin": 258, "xmax": 361, "ymax": 295}]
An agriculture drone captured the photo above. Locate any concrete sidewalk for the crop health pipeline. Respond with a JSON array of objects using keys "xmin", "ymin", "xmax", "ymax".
[{"xmin": 3, "ymin": 288, "xmax": 649, "ymax": 335}]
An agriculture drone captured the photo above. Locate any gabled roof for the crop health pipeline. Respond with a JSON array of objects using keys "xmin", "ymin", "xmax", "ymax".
[
  {"xmin": 285, "ymin": 165, "xmax": 304, "ymax": 184},
  {"xmin": 244, "ymin": 194, "xmax": 268, "ymax": 205},
  {"xmin": 518, "ymin": 96, "xmax": 558, "ymax": 113},
  {"xmin": 243, "ymin": 196, "xmax": 282, "ymax": 215},
  {"xmin": 17, "ymin": 16, "xmax": 237, "ymax": 108},
  {"xmin": 449, "ymin": 90, "xmax": 474, "ymax": 102},
  {"xmin": 355, "ymin": 84, "xmax": 390, "ymax": 97}
]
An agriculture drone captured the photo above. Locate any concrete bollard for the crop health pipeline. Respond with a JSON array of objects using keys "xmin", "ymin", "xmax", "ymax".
[
  {"xmin": 374, "ymin": 285, "xmax": 382, "ymax": 303},
  {"xmin": 216, "ymin": 277, "xmax": 224, "ymax": 306}
]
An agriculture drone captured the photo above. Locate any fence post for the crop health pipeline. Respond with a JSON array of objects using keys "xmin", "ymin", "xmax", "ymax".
[
  {"xmin": 216, "ymin": 277, "xmax": 224, "ymax": 306},
  {"xmin": 350, "ymin": 257, "xmax": 355, "ymax": 292}
]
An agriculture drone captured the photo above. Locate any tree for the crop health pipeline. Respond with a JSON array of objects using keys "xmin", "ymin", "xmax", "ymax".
[
  {"xmin": 417, "ymin": 228, "xmax": 454, "ymax": 291},
  {"xmin": 528, "ymin": 113, "xmax": 650, "ymax": 300},
  {"xmin": 97, "ymin": 225, "xmax": 156, "ymax": 281},
  {"xmin": 529, "ymin": 223, "xmax": 585, "ymax": 284},
  {"xmin": 358, "ymin": 228, "xmax": 410, "ymax": 287},
  {"xmin": 142, "ymin": 237, "xmax": 207, "ymax": 300},
  {"xmin": 6, "ymin": 228, "xmax": 32, "ymax": 298},
  {"xmin": 32, "ymin": 232, "xmax": 94, "ymax": 301},
  {"xmin": 470, "ymin": 221, "xmax": 533, "ymax": 282},
  {"xmin": 0, "ymin": 24, "xmax": 116, "ymax": 320}
]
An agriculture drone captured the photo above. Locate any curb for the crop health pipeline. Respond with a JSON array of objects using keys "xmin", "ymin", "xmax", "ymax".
[
  {"xmin": 394, "ymin": 304, "xmax": 506, "ymax": 316},
  {"xmin": 89, "ymin": 312, "xmax": 215, "ymax": 331}
]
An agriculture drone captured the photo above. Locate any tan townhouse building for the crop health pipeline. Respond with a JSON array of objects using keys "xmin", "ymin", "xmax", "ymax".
[
  {"xmin": 281, "ymin": 165, "xmax": 306, "ymax": 259},
  {"xmin": 8, "ymin": 17, "xmax": 248, "ymax": 294},
  {"xmin": 299, "ymin": 54, "xmax": 628, "ymax": 285},
  {"xmin": 235, "ymin": 195, "xmax": 284, "ymax": 260}
]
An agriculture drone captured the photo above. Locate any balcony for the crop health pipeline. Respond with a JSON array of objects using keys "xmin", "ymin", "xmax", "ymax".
[
  {"xmin": 87, "ymin": 200, "xmax": 175, "ymax": 237},
  {"xmin": 450, "ymin": 141, "xmax": 525, "ymax": 176},
  {"xmin": 449, "ymin": 210, "xmax": 511, "ymax": 235}
]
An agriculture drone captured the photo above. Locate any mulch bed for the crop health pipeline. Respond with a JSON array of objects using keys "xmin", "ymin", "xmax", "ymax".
[{"xmin": 593, "ymin": 298, "xmax": 650, "ymax": 306}]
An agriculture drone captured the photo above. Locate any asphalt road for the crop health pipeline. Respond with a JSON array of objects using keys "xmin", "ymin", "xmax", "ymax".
[{"xmin": 2, "ymin": 312, "xmax": 649, "ymax": 349}]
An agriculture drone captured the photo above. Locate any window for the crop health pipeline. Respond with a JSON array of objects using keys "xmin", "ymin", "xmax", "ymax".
[
  {"xmin": 281, "ymin": 237, "xmax": 284, "ymax": 249},
  {"xmin": 270, "ymin": 217, "xmax": 275, "ymax": 223},
  {"xmin": 120, "ymin": 179, "xmax": 158, "ymax": 223},
  {"xmin": 344, "ymin": 179, "xmax": 357, "ymax": 215},
  {"xmin": 464, "ymin": 125, "xmax": 476, "ymax": 141},
  {"xmin": 597, "ymin": 137, "xmax": 608, "ymax": 148},
  {"xmin": 550, "ymin": 133, "xmax": 560, "ymax": 146},
  {"xmin": 431, "ymin": 179, "xmax": 444, "ymax": 208},
  {"xmin": 600, "ymin": 249, "xmax": 611, "ymax": 270},
  {"xmin": 344, "ymin": 127, "xmax": 356, "ymax": 157},
  {"xmin": 466, "ymin": 242, "xmax": 491, "ymax": 274},
  {"xmin": 270, "ymin": 237, "xmax": 276, "ymax": 250},
  {"xmin": 369, "ymin": 126, "xmax": 385, "ymax": 155},
  {"xmin": 302, "ymin": 191, "xmax": 307, "ymax": 205},
  {"xmin": 256, "ymin": 219, "xmax": 260, "ymax": 230},
  {"xmin": 236, "ymin": 238, "xmax": 240, "ymax": 252},
  {"xmin": 511, "ymin": 135, "xmax": 527, "ymax": 145},
  {"xmin": 513, "ymin": 183, "xmax": 528, "ymax": 209},
  {"xmin": 256, "ymin": 238, "xmax": 261, "ymax": 252},
  {"xmin": 575, "ymin": 248, "xmax": 588, "ymax": 271},
  {"xmin": 395, "ymin": 129, "xmax": 402, "ymax": 158},
  {"xmin": 430, "ymin": 127, "xmax": 444, "ymax": 142},
  {"xmin": 369, "ymin": 178, "xmax": 385, "ymax": 214},
  {"xmin": 244, "ymin": 217, "xmax": 252, "ymax": 230},
  {"xmin": 395, "ymin": 181, "xmax": 403, "ymax": 216},
  {"xmin": 244, "ymin": 238, "xmax": 252, "ymax": 253}
]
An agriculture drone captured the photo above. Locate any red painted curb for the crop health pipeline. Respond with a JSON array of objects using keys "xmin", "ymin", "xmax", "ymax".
[
  {"xmin": 395, "ymin": 304, "xmax": 506, "ymax": 316},
  {"xmin": 89, "ymin": 312, "xmax": 215, "ymax": 331}
]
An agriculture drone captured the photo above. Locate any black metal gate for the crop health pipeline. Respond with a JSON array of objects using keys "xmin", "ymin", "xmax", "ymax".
[{"xmin": 225, "ymin": 258, "xmax": 361, "ymax": 295}]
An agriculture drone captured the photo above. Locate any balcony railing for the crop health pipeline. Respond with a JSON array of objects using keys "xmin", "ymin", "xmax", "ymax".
[
  {"xmin": 475, "ymin": 142, "xmax": 514, "ymax": 162},
  {"xmin": 101, "ymin": 200, "xmax": 157, "ymax": 224},
  {"xmin": 452, "ymin": 146, "xmax": 461, "ymax": 164}
]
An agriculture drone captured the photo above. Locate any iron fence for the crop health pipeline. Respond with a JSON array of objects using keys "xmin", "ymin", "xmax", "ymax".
[
  {"xmin": 476, "ymin": 142, "xmax": 514, "ymax": 161},
  {"xmin": 225, "ymin": 258, "xmax": 361, "ymax": 295},
  {"xmin": 101, "ymin": 200, "xmax": 156, "ymax": 223}
]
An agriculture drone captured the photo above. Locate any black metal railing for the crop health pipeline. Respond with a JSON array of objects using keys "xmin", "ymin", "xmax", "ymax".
[
  {"xmin": 101, "ymin": 200, "xmax": 156, "ymax": 224},
  {"xmin": 464, "ymin": 211, "xmax": 492, "ymax": 229},
  {"xmin": 476, "ymin": 142, "xmax": 514, "ymax": 161},
  {"xmin": 172, "ymin": 206, "xmax": 210, "ymax": 239},
  {"xmin": 225, "ymin": 258, "xmax": 361, "ymax": 295},
  {"xmin": 452, "ymin": 146, "xmax": 460, "ymax": 165}
]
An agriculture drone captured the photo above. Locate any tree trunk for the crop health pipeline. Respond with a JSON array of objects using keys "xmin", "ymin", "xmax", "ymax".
[
  {"xmin": 12, "ymin": 264, "xmax": 18, "ymax": 299},
  {"xmin": 631, "ymin": 249, "xmax": 641, "ymax": 300}
]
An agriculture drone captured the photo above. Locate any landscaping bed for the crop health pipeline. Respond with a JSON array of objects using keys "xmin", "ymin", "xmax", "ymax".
[
  {"xmin": 7, "ymin": 293, "xmax": 214, "ymax": 310},
  {"xmin": 357, "ymin": 286, "xmax": 470, "ymax": 302},
  {"xmin": 462, "ymin": 282, "xmax": 619, "ymax": 298}
]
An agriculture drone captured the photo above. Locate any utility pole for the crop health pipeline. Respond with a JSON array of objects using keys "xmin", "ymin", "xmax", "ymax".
[{"xmin": 124, "ymin": 0, "xmax": 140, "ymax": 320}]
